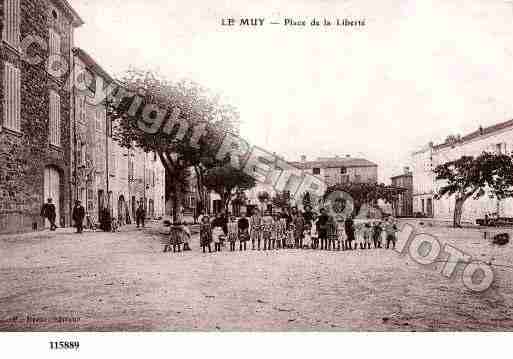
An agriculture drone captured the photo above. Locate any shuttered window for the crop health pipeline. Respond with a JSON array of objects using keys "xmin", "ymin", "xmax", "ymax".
[
  {"xmin": 3, "ymin": 0, "xmax": 20, "ymax": 47},
  {"xmin": 49, "ymin": 28, "xmax": 61, "ymax": 55},
  {"xmin": 3, "ymin": 62, "xmax": 21, "ymax": 132},
  {"xmin": 49, "ymin": 90, "xmax": 61, "ymax": 146}
]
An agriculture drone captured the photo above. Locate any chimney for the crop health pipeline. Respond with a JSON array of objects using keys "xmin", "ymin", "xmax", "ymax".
[
  {"xmin": 479, "ymin": 126, "xmax": 484, "ymax": 135},
  {"xmin": 346, "ymin": 154, "xmax": 351, "ymax": 158},
  {"xmin": 428, "ymin": 141, "xmax": 434, "ymax": 148},
  {"xmin": 404, "ymin": 166, "xmax": 410, "ymax": 175},
  {"xmin": 301, "ymin": 155, "xmax": 307, "ymax": 162}
]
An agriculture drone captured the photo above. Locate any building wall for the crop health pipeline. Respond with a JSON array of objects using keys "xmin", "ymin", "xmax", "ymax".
[
  {"xmin": 412, "ymin": 125, "xmax": 513, "ymax": 223},
  {"xmin": 305, "ymin": 165, "xmax": 378, "ymax": 186},
  {"xmin": 391, "ymin": 174, "xmax": 413, "ymax": 217},
  {"xmin": 0, "ymin": 0, "xmax": 75, "ymax": 233}
]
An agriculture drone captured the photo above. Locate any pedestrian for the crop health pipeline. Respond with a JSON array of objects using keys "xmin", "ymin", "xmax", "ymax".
[
  {"xmin": 344, "ymin": 215, "xmax": 355, "ymax": 250},
  {"xmin": 41, "ymin": 198, "xmax": 57, "ymax": 231},
  {"xmin": 200, "ymin": 216, "xmax": 212, "ymax": 253},
  {"xmin": 227, "ymin": 216, "xmax": 238, "ymax": 252},
  {"xmin": 136, "ymin": 202, "xmax": 146, "ymax": 228},
  {"xmin": 372, "ymin": 221, "xmax": 383, "ymax": 249},
  {"xmin": 72, "ymin": 200, "xmax": 85, "ymax": 234},
  {"xmin": 238, "ymin": 212, "xmax": 250, "ymax": 251},
  {"xmin": 317, "ymin": 208, "xmax": 329, "ymax": 250},
  {"xmin": 250, "ymin": 208, "xmax": 263, "ymax": 250}
]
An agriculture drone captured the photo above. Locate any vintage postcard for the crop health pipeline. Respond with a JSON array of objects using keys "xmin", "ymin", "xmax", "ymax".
[{"xmin": 1, "ymin": 0, "xmax": 513, "ymax": 355}]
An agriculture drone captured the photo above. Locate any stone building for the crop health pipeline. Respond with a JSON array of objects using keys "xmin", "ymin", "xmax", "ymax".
[
  {"xmin": 72, "ymin": 48, "xmax": 166, "ymax": 226},
  {"xmin": 0, "ymin": 0, "xmax": 83, "ymax": 233},
  {"xmin": 289, "ymin": 155, "xmax": 378, "ymax": 187},
  {"xmin": 390, "ymin": 167, "xmax": 413, "ymax": 218},
  {"xmin": 412, "ymin": 119, "xmax": 513, "ymax": 224}
]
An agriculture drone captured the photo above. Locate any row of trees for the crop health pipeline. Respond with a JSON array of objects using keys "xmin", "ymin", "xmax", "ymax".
[{"xmin": 108, "ymin": 69, "xmax": 256, "ymax": 221}]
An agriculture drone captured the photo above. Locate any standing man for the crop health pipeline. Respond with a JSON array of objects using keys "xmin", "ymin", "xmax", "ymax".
[
  {"xmin": 72, "ymin": 200, "xmax": 86, "ymax": 234},
  {"xmin": 316, "ymin": 208, "xmax": 330, "ymax": 250},
  {"xmin": 136, "ymin": 202, "xmax": 146, "ymax": 228},
  {"xmin": 41, "ymin": 198, "xmax": 57, "ymax": 231}
]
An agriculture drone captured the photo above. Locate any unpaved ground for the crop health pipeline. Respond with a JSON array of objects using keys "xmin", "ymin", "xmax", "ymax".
[{"xmin": 1, "ymin": 221, "xmax": 513, "ymax": 331}]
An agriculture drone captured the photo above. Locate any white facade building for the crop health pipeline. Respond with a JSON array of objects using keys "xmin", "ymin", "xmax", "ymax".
[{"xmin": 412, "ymin": 119, "xmax": 513, "ymax": 224}]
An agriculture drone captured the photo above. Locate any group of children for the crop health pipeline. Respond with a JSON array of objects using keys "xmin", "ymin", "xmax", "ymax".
[{"xmin": 171, "ymin": 208, "xmax": 400, "ymax": 254}]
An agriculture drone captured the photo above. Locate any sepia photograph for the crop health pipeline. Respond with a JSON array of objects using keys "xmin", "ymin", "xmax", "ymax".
[{"xmin": 1, "ymin": 0, "xmax": 513, "ymax": 355}]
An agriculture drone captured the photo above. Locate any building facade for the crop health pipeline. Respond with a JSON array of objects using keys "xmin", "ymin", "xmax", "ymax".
[
  {"xmin": 0, "ymin": 0, "xmax": 83, "ymax": 233},
  {"xmin": 72, "ymin": 48, "xmax": 166, "ymax": 226},
  {"xmin": 390, "ymin": 167, "xmax": 413, "ymax": 218},
  {"xmin": 290, "ymin": 155, "xmax": 378, "ymax": 187},
  {"xmin": 412, "ymin": 119, "xmax": 513, "ymax": 223}
]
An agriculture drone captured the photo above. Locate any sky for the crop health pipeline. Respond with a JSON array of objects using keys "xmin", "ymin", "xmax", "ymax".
[{"xmin": 71, "ymin": 0, "xmax": 513, "ymax": 183}]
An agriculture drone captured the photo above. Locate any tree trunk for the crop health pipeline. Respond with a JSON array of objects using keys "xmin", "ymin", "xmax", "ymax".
[{"xmin": 453, "ymin": 197, "xmax": 465, "ymax": 228}]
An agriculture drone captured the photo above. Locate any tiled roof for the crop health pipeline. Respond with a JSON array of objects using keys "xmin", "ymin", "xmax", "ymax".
[
  {"xmin": 433, "ymin": 119, "xmax": 513, "ymax": 150},
  {"xmin": 289, "ymin": 157, "xmax": 377, "ymax": 169}
]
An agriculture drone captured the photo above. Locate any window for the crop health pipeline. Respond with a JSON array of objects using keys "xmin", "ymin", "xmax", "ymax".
[
  {"xmin": 312, "ymin": 168, "xmax": 320, "ymax": 175},
  {"xmin": 95, "ymin": 108, "xmax": 103, "ymax": 132},
  {"xmin": 3, "ymin": 0, "xmax": 20, "ymax": 47},
  {"xmin": 3, "ymin": 62, "xmax": 21, "ymax": 132},
  {"xmin": 49, "ymin": 90, "xmax": 61, "ymax": 146},
  {"xmin": 110, "ymin": 151, "xmax": 116, "ymax": 176},
  {"xmin": 49, "ymin": 28, "xmax": 61, "ymax": 55},
  {"xmin": 340, "ymin": 166, "xmax": 347, "ymax": 174}
]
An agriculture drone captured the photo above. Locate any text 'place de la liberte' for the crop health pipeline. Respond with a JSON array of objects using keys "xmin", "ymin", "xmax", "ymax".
[{"xmin": 220, "ymin": 17, "xmax": 366, "ymax": 27}]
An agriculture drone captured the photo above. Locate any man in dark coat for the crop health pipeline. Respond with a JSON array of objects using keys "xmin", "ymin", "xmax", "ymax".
[
  {"xmin": 136, "ymin": 203, "xmax": 146, "ymax": 228},
  {"xmin": 72, "ymin": 200, "xmax": 86, "ymax": 233},
  {"xmin": 41, "ymin": 198, "xmax": 57, "ymax": 231}
]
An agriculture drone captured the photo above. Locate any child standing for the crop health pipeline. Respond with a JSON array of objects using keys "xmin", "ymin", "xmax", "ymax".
[
  {"xmin": 293, "ymin": 212, "xmax": 305, "ymax": 249},
  {"xmin": 212, "ymin": 224, "xmax": 224, "ymax": 252},
  {"xmin": 280, "ymin": 217, "xmax": 288, "ymax": 249},
  {"xmin": 355, "ymin": 223, "xmax": 363, "ymax": 250},
  {"xmin": 227, "ymin": 216, "xmax": 238, "ymax": 252},
  {"xmin": 311, "ymin": 218, "xmax": 319, "ymax": 249},
  {"xmin": 337, "ymin": 220, "xmax": 346, "ymax": 250},
  {"xmin": 372, "ymin": 221, "xmax": 383, "ymax": 249},
  {"xmin": 363, "ymin": 222, "xmax": 372, "ymax": 249},
  {"xmin": 327, "ymin": 216, "xmax": 338, "ymax": 250},
  {"xmin": 238, "ymin": 212, "xmax": 250, "ymax": 251},
  {"xmin": 200, "ymin": 216, "xmax": 212, "ymax": 253},
  {"xmin": 250, "ymin": 209, "xmax": 263, "ymax": 250},
  {"xmin": 303, "ymin": 224, "xmax": 312, "ymax": 249},
  {"xmin": 385, "ymin": 218, "xmax": 398, "ymax": 249},
  {"xmin": 286, "ymin": 222, "xmax": 295, "ymax": 249},
  {"xmin": 261, "ymin": 212, "xmax": 274, "ymax": 250}
]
